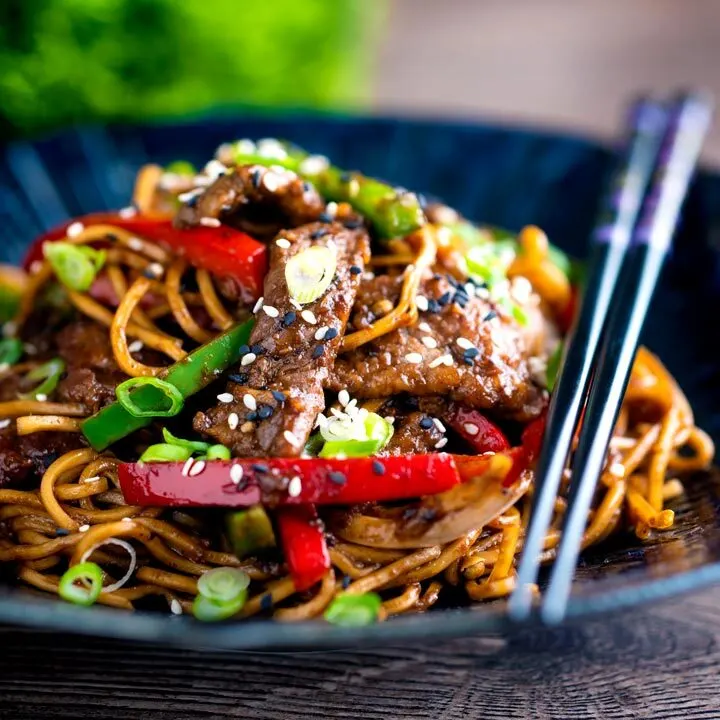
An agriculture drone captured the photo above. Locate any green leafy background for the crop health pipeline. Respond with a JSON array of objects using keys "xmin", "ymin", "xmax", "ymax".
[{"xmin": 0, "ymin": 0, "xmax": 382, "ymax": 138}]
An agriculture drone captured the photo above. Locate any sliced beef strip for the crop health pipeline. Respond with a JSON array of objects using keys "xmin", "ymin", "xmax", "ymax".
[
  {"xmin": 382, "ymin": 410, "xmax": 446, "ymax": 455},
  {"xmin": 328, "ymin": 274, "xmax": 546, "ymax": 422},
  {"xmin": 194, "ymin": 221, "xmax": 370, "ymax": 456},
  {"xmin": 176, "ymin": 164, "xmax": 325, "ymax": 235}
]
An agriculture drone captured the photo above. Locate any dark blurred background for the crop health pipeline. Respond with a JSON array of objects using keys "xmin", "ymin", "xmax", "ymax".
[{"xmin": 3, "ymin": 0, "xmax": 720, "ymax": 161}]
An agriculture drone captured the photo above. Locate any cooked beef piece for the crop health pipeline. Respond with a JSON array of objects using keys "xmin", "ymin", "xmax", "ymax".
[
  {"xmin": 328, "ymin": 274, "xmax": 545, "ymax": 422},
  {"xmin": 0, "ymin": 428, "xmax": 84, "ymax": 489},
  {"xmin": 383, "ymin": 410, "xmax": 446, "ymax": 455},
  {"xmin": 194, "ymin": 221, "xmax": 370, "ymax": 456},
  {"xmin": 176, "ymin": 164, "xmax": 325, "ymax": 236}
]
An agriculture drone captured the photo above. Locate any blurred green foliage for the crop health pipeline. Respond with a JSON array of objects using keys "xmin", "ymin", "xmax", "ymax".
[{"xmin": 0, "ymin": 0, "xmax": 382, "ymax": 138}]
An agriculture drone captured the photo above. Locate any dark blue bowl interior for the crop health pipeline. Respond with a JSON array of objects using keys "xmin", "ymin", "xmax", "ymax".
[{"xmin": 1, "ymin": 112, "xmax": 720, "ymax": 649}]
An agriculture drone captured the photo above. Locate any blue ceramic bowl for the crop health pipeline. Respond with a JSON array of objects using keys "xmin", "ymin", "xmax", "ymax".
[{"xmin": 1, "ymin": 113, "xmax": 720, "ymax": 649}]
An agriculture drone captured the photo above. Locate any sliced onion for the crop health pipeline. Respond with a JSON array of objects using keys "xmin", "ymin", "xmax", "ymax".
[
  {"xmin": 80, "ymin": 538, "xmax": 137, "ymax": 593},
  {"xmin": 285, "ymin": 246, "xmax": 337, "ymax": 305}
]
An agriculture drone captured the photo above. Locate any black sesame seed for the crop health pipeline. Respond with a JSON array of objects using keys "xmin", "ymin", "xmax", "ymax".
[
  {"xmin": 252, "ymin": 463, "xmax": 269, "ymax": 473},
  {"xmin": 483, "ymin": 310, "xmax": 497, "ymax": 322},
  {"xmin": 246, "ymin": 411, "xmax": 258, "ymax": 421},
  {"xmin": 438, "ymin": 291, "xmax": 452, "ymax": 306},
  {"xmin": 250, "ymin": 344, "xmax": 265, "ymax": 356},
  {"xmin": 427, "ymin": 299, "xmax": 441, "ymax": 313},
  {"xmin": 342, "ymin": 575, "xmax": 352, "ymax": 589},
  {"xmin": 55, "ymin": 528, "xmax": 70, "ymax": 537},
  {"xmin": 342, "ymin": 219, "xmax": 363, "ymax": 229},
  {"xmin": 464, "ymin": 347, "xmax": 480, "ymax": 359},
  {"xmin": 421, "ymin": 508, "xmax": 438, "ymax": 522},
  {"xmin": 142, "ymin": 268, "xmax": 158, "ymax": 279},
  {"xmin": 303, "ymin": 181, "xmax": 312, "ymax": 192},
  {"xmin": 312, "ymin": 345, "xmax": 325, "ymax": 359},
  {"xmin": 260, "ymin": 593, "xmax": 273, "ymax": 611},
  {"xmin": 271, "ymin": 390, "xmax": 286, "ymax": 403},
  {"xmin": 349, "ymin": 265, "xmax": 362, "ymax": 275},
  {"xmin": 419, "ymin": 416, "xmax": 433, "ymax": 430},
  {"xmin": 446, "ymin": 274, "xmax": 460, "ymax": 288},
  {"xmin": 281, "ymin": 311, "xmax": 297, "ymax": 327},
  {"xmin": 251, "ymin": 168, "xmax": 262, "ymax": 188},
  {"xmin": 228, "ymin": 373, "xmax": 248, "ymax": 384},
  {"xmin": 311, "ymin": 227, "xmax": 328, "ymax": 239},
  {"xmin": 402, "ymin": 507, "xmax": 417, "ymax": 520},
  {"xmin": 187, "ymin": 194, "xmax": 199, "ymax": 208},
  {"xmin": 257, "ymin": 405, "xmax": 273, "ymax": 420},
  {"xmin": 106, "ymin": 232, "xmax": 119, "ymax": 243},
  {"xmin": 318, "ymin": 212, "xmax": 332, "ymax": 223},
  {"xmin": 463, "ymin": 356, "xmax": 475, "ymax": 365},
  {"xmin": 324, "ymin": 327, "xmax": 339, "ymax": 341},
  {"xmin": 372, "ymin": 460, "xmax": 386, "ymax": 476},
  {"xmin": 454, "ymin": 293, "xmax": 469, "ymax": 308},
  {"xmin": 238, "ymin": 344, "xmax": 250, "ymax": 356},
  {"xmin": 328, "ymin": 470, "xmax": 347, "ymax": 485}
]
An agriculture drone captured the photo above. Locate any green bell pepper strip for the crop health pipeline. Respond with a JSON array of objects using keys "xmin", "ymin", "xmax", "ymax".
[
  {"xmin": 81, "ymin": 318, "xmax": 254, "ymax": 451},
  {"xmin": 231, "ymin": 140, "xmax": 426, "ymax": 239},
  {"xmin": 226, "ymin": 505, "xmax": 276, "ymax": 559}
]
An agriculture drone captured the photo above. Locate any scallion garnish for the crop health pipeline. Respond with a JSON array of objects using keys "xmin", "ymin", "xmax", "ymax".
[
  {"xmin": 116, "ymin": 377, "xmax": 184, "ymax": 418},
  {"xmin": 0, "ymin": 337, "xmax": 23, "ymax": 366},
  {"xmin": 161, "ymin": 427, "xmax": 211, "ymax": 454},
  {"xmin": 319, "ymin": 411, "xmax": 393, "ymax": 458},
  {"xmin": 192, "ymin": 567, "xmax": 250, "ymax": 622},
  {"xmin": 58, "ymin": 561, "xmax": 104, "ymax": 606},
  {"xmin": 324, "ymin": 592, "xmax": 382, "ymax": 627},
  {"xmin": 165, "ymin": 160, "xmax": 196, "ymax": 176},
  {"xmin": 22, "ymin": 357, "xmax": 66, "ymax": 399},
  {"xmin": 139, "ymin": 443, "xmax": 193, "ymax": 463},
  {"xmin": 285, "ymin": 245, "xmax": 337, "ymax": 305},
  {"xmin": 205, "ymin": 444, "xmax": 231, "ymax": 460},
  {"xmin": 44, "ymin": 242, "xmax": 106, "ymax": 292}
]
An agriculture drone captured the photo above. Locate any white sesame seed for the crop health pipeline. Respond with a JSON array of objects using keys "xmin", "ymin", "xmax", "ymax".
[
  {"xmin": 283, "ymin": 430, "xmax": 300, "ymax": 447},
  {"xmin": 330, "ymin": 407, "xmax": 346, "ymax": 419},
  {"xmin": 610, "ymin": 437, "xmax": 636, "ymax": 450},
  {"xmin": 66, "ymin": 221, "xmax": 85, "ymax": 238},
  {"xmin": 182, "ymin": 458, "xmax": 195, "ymax": 477},
  {"xmin": 234, "ymin": 138, "xmax": 256, "ymax": 155},
  {"xmin": 217, "ymin": 393, "xmax": 234, "ymax": 404},
  {"xmin": 0, "ymin": 419, "xmax": 10, "ymax": 429},
  {"xmin": 326, "ymin": 202, "xmax": 338, "ymax": 217},
  {"xmin": 511, "ymin": 276, "xmax": 533, "ymax": 305},
  {"xmin": 127, "ymin": 237, "xmax": 144, "ymax": 252},
  {"xmin": 416, "ymin": 295, "xmax": 429, "ymax": 312},
  {"xmin": 177, "ymin": 188, "xmax": 201, "ymax": 203},
  {"xmin": 476, "ymin": 287, "xmax": 491, "ymax": 300},
  {"xmin": 463, "ymin": 422, "xmax": 480, "ymax": 436},
  {"xmin": 301, "ymin": 310, "xmax": 317, "ymax": 325},
  {"xmin": 243, "ymin": 393, "xmax": 257, "ymax": 410},
  {"xmin": 257, "ymin": 138, "xmax": 288, "ymax": 160},
  {"xmin": 456, "ymin": 337, "xmax": 474, "ymax": 350},
  {"xmin": 433, "ymin": 418, "xmax": 446, "ymax": 433},
  {"xmin": 128, "ymin": 340, "xmax": 144, "ymax": 354},
  {"xmin": 253, "ymin": 296, "xmax": 264, "ymax": 314},
  {"xmin": 434, "ymin": 438, "xmax": 449, "ymax": 449},
  {"xmin": 170, "ymin": 599, "xmax": 183, "ymax": 616},
  {"xmin": 275, "ymin": 238, "xmax": 291, "ymax": 249},
  {"xmin": 384, "ymin": 415, "xmax": 395, "ymax": 425},
  {"xmin": 147, "ymin": 262, "xmax": 165, "ymax": 278},
  {"xmin": 119, "ymin": 206, "xmax": 137, "ymax": 219},
  {"xmin": 440, "ymin": 354, "xmax": 454, "ymax": 366},
  {"xmin": 240, "ymin": 352, "xmax": 257, "ymax": 366},
  {"xmin": 609, "ymin": 462, "xmax": 626, "ymax": 478},
  {"xmin": 78, "ymin": 524, "xmax": 90, "ymax": 533},
  {"xmin": 421, "ymin": 336, "xmax": 438, "ymax": 349},
  {"xmin": 120, "ymin": 517, "xmax": 134, "ymax": 524},
  {"xmin": 228, "ymin": 412, "xmax": 239, "ymax": 430},
  {"xmin": 240, "ymin": 421, "xmax": 254, "ymax": 433},
  {"xmin": 81, "ymin": 476, "xmax": 101, "ymax": 484},
  {"xmin": 262, "ymin": 172, "xmax": 282, "ymax": 192},
  {"xmin": 262, "ymin": 305, "xmax": 279, "ymax": 318},
  {"xmin": 204, "ymin": 159, "xmax": 228, "ymax": 178},
  {"xmin": 338, "ymin": 389, "xmax": 350, "ymax": 407},
  {"xmin": 405, "ymin": 352, "xmax": 423, "ymax": 364},
  {"xmin": 345, "ymin": 398, "xmax": 358, "ymax": 413},
  {"xmin": 288, "ymin": 476, "xmax": 303, "ymax": 497},
  {"xmin": 189, "ymin": 460, "xmax": 206, "ymax": 477},
  {"xmin": 418, "ymin": 322, "xmax": 432, "ymax": 333},
  {"xmin": 192, "ymin": 174, "xmax": 213, "ymax": 187},
  {"xmin": 314, "ymin": 326, "xmax": 328, "ymax": 340},
  {"xmin": 35, "ymin": 394, "xmax": 48, "ymax": 402},
  {"xmin": 289, "ymin": 298, "xmax": 303, "ymax": 311},
  {"xmin": 299, "ymin": 154, "xmax": 330, "ymax": 175},
  {"xmin": 429, "ymin": 356, "xmax": 446, "ymax": 369},
  {"xmin": 200, "ymin": 216, "xmax": 221, "ymax": 228},
  {"xmin": 230, "ymin": 464, "xmax": 244, "ymax": 484}
]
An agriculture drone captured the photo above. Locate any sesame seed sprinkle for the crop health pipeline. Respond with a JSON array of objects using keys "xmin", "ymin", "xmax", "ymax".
[
  {"xmin": 282, "ymin": 311, "xmax": 297, "ymax": 327},
  {"xmin": 35, "ymin": 394, "xmax": 48, "ymax": 402},
  {"xmin": 421, "ymin": 336, "xmax": 438, "ymax": 349},
  {"xmin": 338, "ymin": 390, "xmax": 350, "ymax": 407},
  {"xmin": 289, "ymin": 298, "xmax": 303, "ymax": 311},
  {"xmin": 146, "ymin": 262, "xmax": 165, "ymax": 279},
  {"xmin": 328, "ymin": 471, "xmax": 347, "ymax": 485},
  {"xmin": 170, "ymin": 599, "xmax": 183, "ymax": 616},
  {"xmin": 252, "ymin": 297, "xmax": 264, "ymax": 314},
  {"xmin": 312, "ymin": 345, "xmax": 325, "ymax": 359},
  {"xmin": 81, "ymin": 476, "xmax": 101, "ymax": 484},
  {"xmin": 299, "ymin": 154, "xmax": 329, "ymax": 175},
  {"xmin": 182, "ymin": 458, "xmax": 195, "ymax": 477},
  {"xmin": 200, "ymin": 216, "xmax": 221, "ymax": 228},
  {"xmin": 416, "ymin": 295, "xmax": 429, "ymax": 312},
  {"xmin": 243, "ymin": 394, "xmax": 257, "ymax": 410},
  {"xmin": 456, "ymin": 337, "xmax": 474, "ymax": 350},
  {"xmin": 128, "ymin": 340, "xmax": 144, "ymax": 353},
  {"xmin": 228, "ymin": 412, "xmax": 239, "ymax": 430},
  {"xmin": 283, "ymin": 430, "xmax": 300, "ymax": 446},
  {"xmin": 217, "ymin": 393, "xmax": 234, "ymax": 404},
  {"xmin": 189, "ymin": 460, "xmax": 206, "ymax": 477},
  {"xmin": 122, "ymin": 517, "xmax": 133, "ymax": 523},
  {"xmin": 240, "ymin": 421, "xmax": 254, "ymax": 433},
  {"xmin": 609, "ymin": 462, "xmax": 626, "ymax": 478},
  {"xmin": 288, "ymin": 476, "xmax": 302, "ymax": 497},
  {"xmin": 127, "ymin": 237, "xmax": 144, "ymax": 252},
  {"xmin": 230, "ymin": 464, "xmax": 244, "ymax": 484},
  {"xmin": 315, "ymin": 326, "xmax": 328, "ymax": 340},
  {"xmin": 66, "ymin": 221, "xmax": 85, "ymax": 238},
  {"xmin": 240, "ymin": 353, "xmax": 257, "ymax": 366},
  {"xmin": 372, "ymin": 460, "xmax": 386, "ymax": 475},
  {"xmin": 301, "ymin": 310, "xmax": 317, "ymax": 325},
  {"xmin": 271, "ymin": 390, "xmax": 286, "ymax": 403},
  {"xmin": 119, "ymin": 206, "xmax": 137, "ymax": 218},
  {"xmin": 463, "ymin": 422, "xmax": 480, "ymax": 436},
  {"xmin": 405, "ymin": 352, "xmax": 423, "ymax": 364},
  {"xmin": 435, "ymin": 438, "xmax": 449, "ymax": 449},
  {"xmin": 275, "ymin": 237, "xmax": 291, "ymax": 249},
  {"xmin": 0, "ymin": 419, "xmax": 10, "ymax": 430},
  {"xmin": 262, "ymin": 305, "xmax": 279, "ymax": 318},
  {"xmin": 418, "ymin": 322, "xmax": 432, "ymax": 333},
  {"xmin": 433, "ymin": 418, "xmax": 446, "ymax": 433},
  {"xmin": 78, "ymin": 524, "xmax": 90, "ymax": 533},
  {"xmin": 419, "ymin": 417, "xmax": 433, "ymax": 429},
  {"xmin": 429, "ymin": 354, "xmax": 453, "ymax": 368}
]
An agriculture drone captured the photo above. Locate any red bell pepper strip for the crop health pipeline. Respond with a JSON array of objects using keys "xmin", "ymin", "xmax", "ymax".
[
  {"xmin": 500, "ymin": 413, "xmax": 547, "ymax": 488},
  {"xmin": 276, "ymin": 505, "xmax": 330, "ymax": 591},
  {"xmin": 557, "ymin": 284, "xmax": 579, "ymax": 334},
  {"xmin": 22, "ymin": 212, "xmax": 267, "ymax": 302},
  {"xmin": 444, "ymin": 404, "xmax": 510, "ymax": 454},
  {"xmin": 118, "ymin": 454, "xmax": 461, "ymax": 508}
]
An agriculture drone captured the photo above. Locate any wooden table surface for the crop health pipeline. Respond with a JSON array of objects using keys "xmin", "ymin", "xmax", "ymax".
[{"xmin": 0, "ymin": 588, "xmax": 718, "ymax": 719}]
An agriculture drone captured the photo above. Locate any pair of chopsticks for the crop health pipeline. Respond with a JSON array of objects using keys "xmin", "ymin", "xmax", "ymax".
[{"xmin": 508, "ymin": 92, "xmax": 714, "ymax": 624}]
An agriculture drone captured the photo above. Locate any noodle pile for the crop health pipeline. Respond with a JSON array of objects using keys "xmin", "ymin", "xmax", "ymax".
[{"xmin": 0, "ymin": 164, "xmax": 714, "ymax": 622}]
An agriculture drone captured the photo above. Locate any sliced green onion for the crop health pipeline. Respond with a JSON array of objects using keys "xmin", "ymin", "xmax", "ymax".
[
  {"xmin": 197, "ymin": 567, "xmax": 250, "ymax": 602},
  {"xmin": 0, "ymin": 337, "xmax": 23, "ymax": 366},
  {"xmin": 285, "ymin": 246, "xmax": 337, "ymax": 305},
  {"xmin": 546, "ymin": 342, "xmax": 564, "ymax": 392},
  {"xmin": 22, "ymin": 357, "xmax": 66, "ymax": 399},
  {"xmin": 324, "ymin": 592, "xmax": 382, "ymax": 627},
  {"xmin": 320, "ymin": 411, "xmax": 393, "ymax": 458},
  {"xmin": 58, "ymin": 561, "xmax": 104, "ymax": 606},
  {"xmin": 192, "ymin": 592, "xmax": 247, "ymax": 622},
  {"xmin": 303, "ymin": 431, "xmax": 325, "ymax": 457},
  {"xmin": 226, "ymin": 506, "xmax": 276, "ymax": 558},
  {"xmin": 44, "ymin": 242, "xmax": 106, "ymax": 292},
  {"xmin": 165, "ymin": 160, "xmax": 196, "ymax": 176},
  {"xmin": 116, "ymin": 377, "xmax": 184, "ymax": 418},
  {"xmin": 205, "ymin": 444, "xmax": 231, "ymax": 460},
  {"xmin": 139, "ymin": 443, "xmax": 192, "ymax": 463},
  {"xmin": 161, "ymin": 427, "xmax": 210, "ymax": 454}
]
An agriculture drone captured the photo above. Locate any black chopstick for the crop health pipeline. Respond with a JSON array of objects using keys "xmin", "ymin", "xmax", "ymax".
[
  {"xmin": 508, "ymin": 98, "xmax": 670, "ymax": 619},
  {"xmin": 540, "ymin": 92, "xmax": 713, "ymax": 623}
]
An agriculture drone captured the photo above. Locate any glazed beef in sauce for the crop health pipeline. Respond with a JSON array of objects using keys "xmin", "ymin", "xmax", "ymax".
[{"xmin": 194, "ymin": 221, "xmax": 370, "ymax": 456}]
